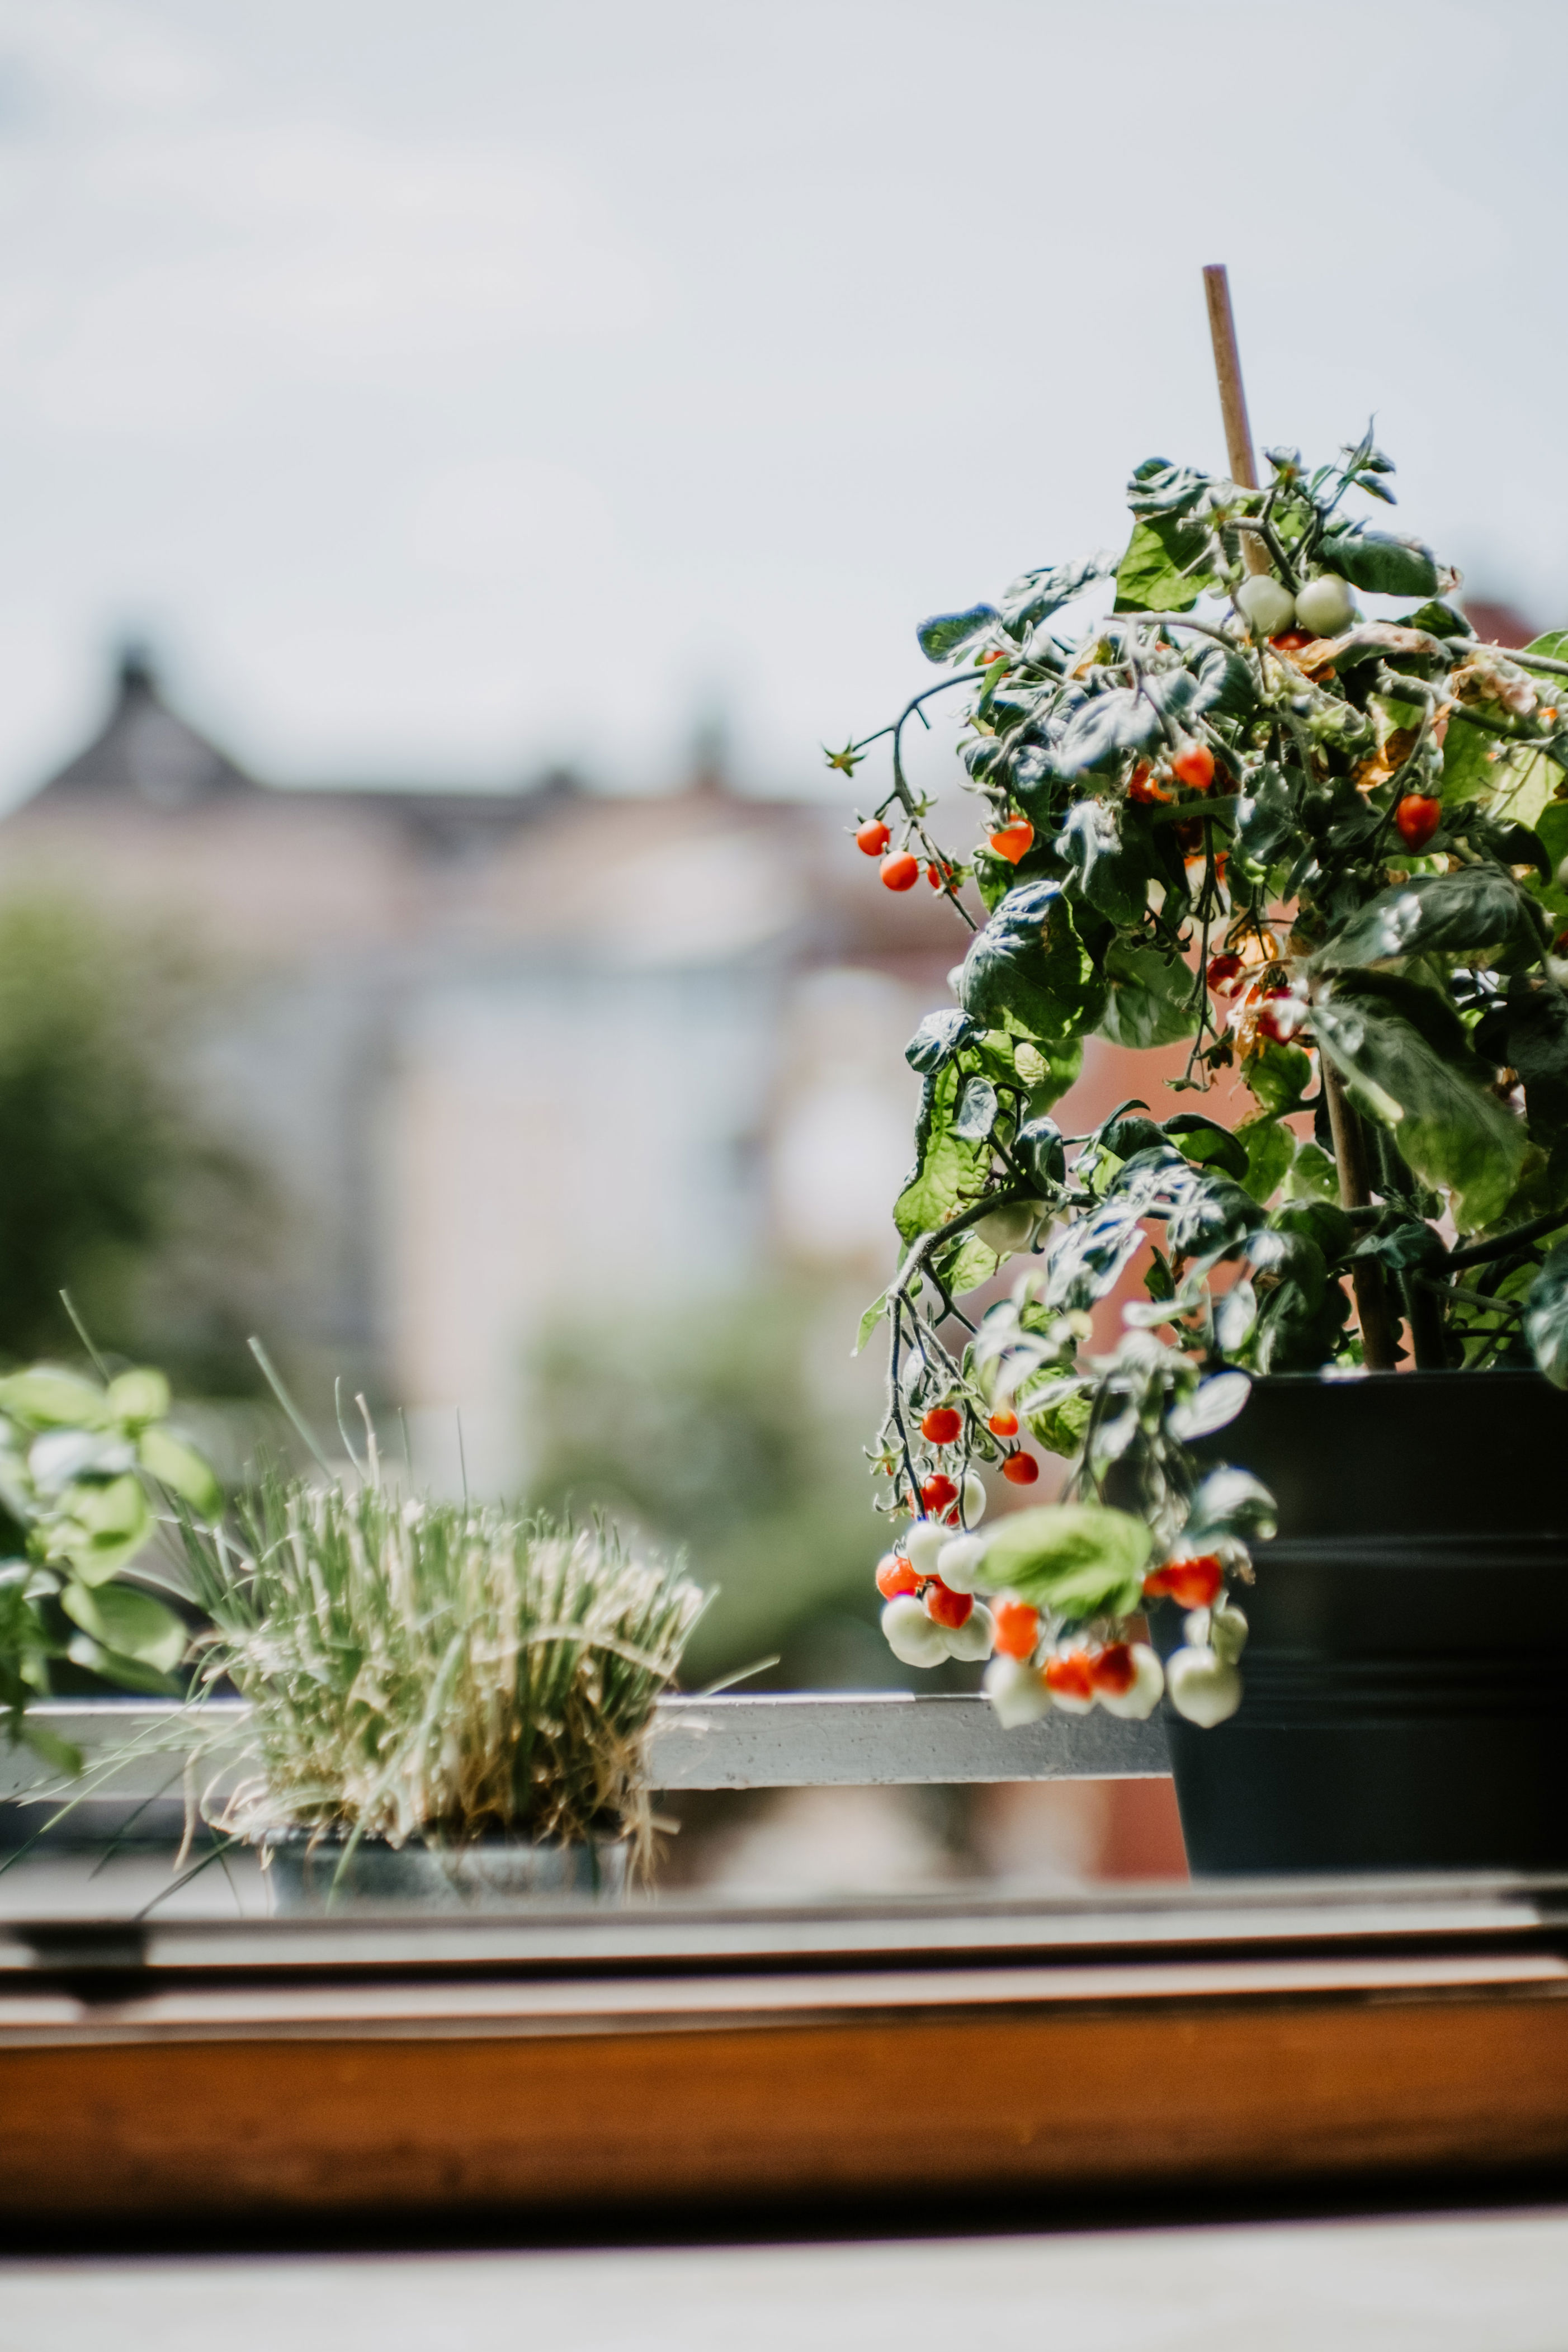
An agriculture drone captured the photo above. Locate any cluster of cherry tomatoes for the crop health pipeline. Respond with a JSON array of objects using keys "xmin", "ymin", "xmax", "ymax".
[{"xmin": 919, "ymin": 1400, "xmax": 1038, "ymax": 1494}]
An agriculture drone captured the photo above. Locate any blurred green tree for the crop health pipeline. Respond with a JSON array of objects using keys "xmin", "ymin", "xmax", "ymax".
[
  {"xmin": 525, "ymin": 1282, "xmax": 979, "ymax": 1693},
  {"xmin": 0, "ymin": 895, "xmax": 268, "ymax": 1378}
]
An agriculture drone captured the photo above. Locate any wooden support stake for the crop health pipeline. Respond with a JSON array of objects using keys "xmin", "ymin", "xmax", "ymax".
[
  {"xmin": 1202, "ymin": 264, "xmax": 1269, "ymax": 574},
  {"xmin": 1202, "ymin": 265, "xmax": 1399, "ymax": 1369}
]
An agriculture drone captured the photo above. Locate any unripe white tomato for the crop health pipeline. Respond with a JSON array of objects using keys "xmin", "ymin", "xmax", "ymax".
[
  {"xmin": 1234, "ymin": 574, "xmax": 1295, "ymax": 637},
  {"xmin": 1293, "ymin": 573, "xmax": 1356, "ymax": 636},
  {"xmin": 882, "ymin": 1595, "xmax": 948, "ymax": 1668},
  {"xmin": 1095, "ymin": 1642, "xmax": 1165, "ymax": 1720},
  {"xmin": 962, "ymin": 1472, "xmax": 986, "ymax": 1525},
  {"xmin": 904, "ymin": 1519, "xmax": 947, "ymax": 1578},
  {"xmin": 943, "ymin": 1600, "xmax": 995, "ymax": 1661},
  {"xmin": 1166, "ymin": 1645, "xmax": 1243, "ymax": 1727},
  {"xmin": 936, "ymin": 1533, "xmax": 985, "ymax": 1593},
  {"xmin": 983, "ymin": 1652, "xmax": 1052, "ymax": 1727},
  {"xmin": 1211, "ymin": 1603, "xmax": 1249, "ymax": 1666},
  {"xmin": 975, "ymin": 1198, "xmax": 1046, "ymax": 1256}
]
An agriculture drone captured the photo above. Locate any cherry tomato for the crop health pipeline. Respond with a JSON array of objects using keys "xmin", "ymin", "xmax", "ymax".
[
  {"xmin": 920, "ymin": 1405, "xmax": 963, "ymax": 1445},
  {"xmin": 1255, "ymin": 990, "xmax": 1301, "ymax": 1046},
  {"xmin": 992, "ymin": 1599, "xmax": 1040, "ymax": 1660},
  {"xmin": 927, "ymin": 860, "xmax": 955, "ymax": 890},
  {"xmin": 880, "ymin": 852, "xmax": 920, "ymax": 892},
  {"xmin": 1269, "ymin": 627, "xmax": 1315, "ymax": 653},
  {"xmin": 1173, "ymin": 817, "xmax": 1205, "ymax": 853},
  {"xmin": 1171, "ymin": 743, "xmax": 1216, "ymax": 792},
  {"xmin": 1394, "ymin": 794, "xmax": 1442, "ymax": 852},
  {"xmin": 1001, "ymin": 1451, "xmax": 1040, "ymax": 1486},
  {"xmin": 987, "ymin": 1408, "xmax": 1019, "ymax": 1438},
  {"xmin": 1043, "ymin": 1649, "xmax": 1094, "ymax": 1702},
  {"xmin": 988, "ymin": 819, "xmax": 1035, "ymax": 865},
  {"xmin": 978, "ymin": 650, "xmax": 1008, "ymax": 667},
  {"xmin": 1206, "ymin": 951, "xmax": 1244, "ymax": 995},
  {"xmin": 856, "ymin": 819, "xmax": 891, "ymax": 857},
  {"xmin": 1090, "ymin": 1642, "xmax": 1137, "ymax": 1697},
  {"xmin": 876, "ymin": 1554, "xmax": 918, "ymax": 1599},
  {"xmin": 920, "ymin": 1473, "xmax": 959, "ymax": 1514},
  {"xmin": 1144, "ymin": 1553, "xmax": 1224, "ymax": 1609},
  {"xmin": 1127, "ymin": 762, "xmax": 1172, "ymax": 806},
  {"xmin": 925, "ymin": 1579, "xmax": 974, "ymax": 1630}
]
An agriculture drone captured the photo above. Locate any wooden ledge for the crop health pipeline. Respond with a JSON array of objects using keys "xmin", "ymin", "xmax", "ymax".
[{"xmin": 1, "ymin": 1877, "xmax": 1567, "ymax": 2223}]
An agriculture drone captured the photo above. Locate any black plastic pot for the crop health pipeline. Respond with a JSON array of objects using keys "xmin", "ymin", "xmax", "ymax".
[{"xmin": 1149, "ymin": 1369, "xmax": 1568, "ymax": 1874}]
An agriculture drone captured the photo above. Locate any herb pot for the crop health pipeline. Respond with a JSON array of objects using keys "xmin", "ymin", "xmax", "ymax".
[
  {"xmin": 1150, "ymin": 1369, "xmax": 1568, "ymax": 1874},
  {"xmin": 261, "ymin": 1830, "xmax": 630, "ymax": 1914}
]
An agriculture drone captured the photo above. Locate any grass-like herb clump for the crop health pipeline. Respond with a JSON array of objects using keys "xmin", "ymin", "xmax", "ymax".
[{"xmin": 178, "ymin": 1465, "xmax": 705, "ymax": 1868}]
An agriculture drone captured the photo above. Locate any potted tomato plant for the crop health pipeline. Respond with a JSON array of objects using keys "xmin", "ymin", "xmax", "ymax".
[{"xmin": 838, "ymin": 426, "xmax": 1568, "ymax": 1872}]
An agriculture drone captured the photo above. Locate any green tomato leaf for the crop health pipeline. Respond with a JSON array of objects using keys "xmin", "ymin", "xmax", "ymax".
[
  {"xmin": 1095, "ymin": 942, "xmax": 1198, "ymax": 1050},
  {"xmin": 917, "ymin": 604, "xmax": 998, "ymax": 663},
  {"xmin": 1236, "ymin": 1115, "xmax": 1295, "ymax": 1203},
  {"xmin": 1056, "ymin": 798, "xmax": 1150, "ymax": 926},
  {"xmin": 982, "ymin": 1503, "xmax": 1152, "ymax": 1618},
  {"xmin": 905, "ymin": 1009, "xmax": 977, "ymax": 1075},
  {"xmin": 952, "ymin": 1075, "xmax": 999, "ymax": 1142},
  {"xmin": 1163, "ymin": 1113, "xmax": 1250, "ymax": 1183},
  {"xmin": 1311, "ymin": 977, "xmax": 1527, "ymax": 1231},
  {"xmin": 1023, "ymin": 1388, "xmax": 1094, "ymax": 1459},
  {"xmin": 1282, "ymin": 1138, "xmax": 1339, "ymax": 1203},
  {"xmin": 1320, "ymin": 526, "xmax": 1439, "ymax": 597},
  {"xmin": 1314, "ymin": 867, "xmax": 1530, "ymax": 969},
  {"xmin": 1243, "ymin": 1040, "xmax": 1313, "ymax": 1117},
  {"xmin": 1527, "ymin": 1241, "xmax": 1568, "ymax": 1387},
  {"xmin": 1184, "ymin": 1466, "xmax": 1278, "ymax": 1543},
  {"xmin": 957, "ymin": 883, "xmax": 1107, "ymax": 1041},
  {"xmin": 1113, "ymin": 506, "xmax": 1222, "ymax": 615},
  {"xmin": 894, "ymin": 1063, "xmax": 988, "ymax": 1246}
]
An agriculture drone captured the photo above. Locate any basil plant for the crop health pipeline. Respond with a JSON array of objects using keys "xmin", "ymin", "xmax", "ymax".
[
  {"xmin": 839, "ymin": 432, "xmax": 1568, "ymax": 1730},
  {"xmin": 0, "ymin": 1363, "xmax": 219, "ymax": 1768}
]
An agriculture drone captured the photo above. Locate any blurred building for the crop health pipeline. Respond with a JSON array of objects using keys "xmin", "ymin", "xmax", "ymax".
[{"xmin": 0, "ymin": 653, "xmax": 962, "ymax": 1484}]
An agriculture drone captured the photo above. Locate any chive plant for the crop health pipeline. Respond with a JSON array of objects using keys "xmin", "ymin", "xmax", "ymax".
[{"xmin": 177, "ymin": 1465, "xmax": 705, "ymax": 1868}]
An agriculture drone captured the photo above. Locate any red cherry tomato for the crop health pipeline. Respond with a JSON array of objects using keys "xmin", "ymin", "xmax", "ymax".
[
  {"xmin": 876, "ymin": 1554, "xmax": 918, "ymax": 1599},
  {"xmin": 1127, "ymin": 762, "xmax": 1172, "ymax": 806},
  {"xmin": 920, "ymin": 1473, "xmax": 959, "ymax": 1514},
  {"xmin": 880, "ymin": 852, "xmax": 920, "ymax": 892},
  {"xmin": 927, "ymin": 860, "xmax": 955, "ymax": 890},
  {"xmin": 856, "ymin": 819, "xmax": 891, "ymax": 857},
  {"xmin": 1090, "ymin": 1642, "xmax": 1137, "ymax": 1697},
  {"xmin": 1206, "ymin": 951, "xmax": 1245, "ymax": 995},
  {"xmin": 1394, "ymin": 794, "xmax": 1442, "ymax": 852},
  {"xmin": 1255, "ymin": 990, "xmax": 1301, "ymax": 1045},
  {"xmin": 1043, "ymin": 1649, "xmax": 1094, "ymax": 1701},
  {"xmin": 978, "ymin": 650, "xmax": 1008, "ymax": 667},
  {"xmin": 992, "ymin": 1599, "xmax": 1040, "ymax": 1660},
  {"xmin": 988, "ymin": 819, "xmax": 1035, "ymax": 865},
  {"xmin": 987, "ymin": 1408, "xmax": 1019, "ymax": 1438},
  {"xmin": 925, "ymin": 1580, "xmax": 974, "ymax": 1630},
  {"xmin": 1269, "ymin": 627, "xmax": 1315, "ymax": 652},
  {"xmin": 1001, "ymin": 1451, "xmax": 1040, "ymax": 1486},
  {"xmin": 1172, "ymin": 743, "xmax": 1216, "ymax": 792},
  {"xmin": 1144, "ymin": 1553, "xmax": 1224, "ymax": 1609},
  {"xmin": 920, "ymin": 1405, "xmax": 963, "ymax": 1445}
]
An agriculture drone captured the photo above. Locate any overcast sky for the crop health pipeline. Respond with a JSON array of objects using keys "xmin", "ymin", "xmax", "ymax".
[{"xmin": 0, "ymin": 0, "xmax": 1562, "ymax": 805}]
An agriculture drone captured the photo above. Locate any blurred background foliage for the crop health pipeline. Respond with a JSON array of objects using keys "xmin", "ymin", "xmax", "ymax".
[
  {"xmin": 0, "ymin": 894, "xmax": 270, "ymax": 1387},
  {"xmin": 525, "ymin": 1281, "xmax": 983, "ymax": 1694}
]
